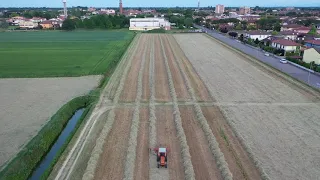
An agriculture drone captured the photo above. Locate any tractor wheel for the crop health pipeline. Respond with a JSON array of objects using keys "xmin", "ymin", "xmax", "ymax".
[
  {"xmin": 157, "ymin": 164, "xmax": 160, "ymax": 168},
  {"xmin": 165, "ymin": 164, "xmax": 167, "ymax": 168}
]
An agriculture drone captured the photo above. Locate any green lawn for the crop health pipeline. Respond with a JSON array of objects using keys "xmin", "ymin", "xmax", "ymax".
[{"xmin": 0, "ymin": 30, "xmax": 134, "ymax": 77}]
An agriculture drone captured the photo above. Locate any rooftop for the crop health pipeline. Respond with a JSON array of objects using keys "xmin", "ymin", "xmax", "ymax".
[
  {"xmin": 305, "ymin": 40, "xmax": 320, "ymax": 45},
  {"xmin": 272, "ymin": 39, "xmax": 300, "ymax": 46},
  {"xmin": 246, "ymin": 30, "xmax": 271, "ymax": 35}
]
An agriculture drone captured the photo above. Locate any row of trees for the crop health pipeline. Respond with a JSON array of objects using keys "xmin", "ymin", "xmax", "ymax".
[{"xmin": 62, "ymin": 15, "xmax": 130, "ymax": 30}]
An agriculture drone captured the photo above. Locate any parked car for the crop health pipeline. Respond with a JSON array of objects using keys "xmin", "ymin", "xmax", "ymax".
[
  {"xmin": 280, "ymin": 59, "xmax": 288, "ymax": 64},
  {"xmin": 264, "ymin": 53, "xmax": 270, "ymax": 56}
]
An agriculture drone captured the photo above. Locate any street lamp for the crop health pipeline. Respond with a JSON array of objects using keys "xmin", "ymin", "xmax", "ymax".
[{"xmin": 308, "ymin": 62, "xmax": 313, "ymax": 85}]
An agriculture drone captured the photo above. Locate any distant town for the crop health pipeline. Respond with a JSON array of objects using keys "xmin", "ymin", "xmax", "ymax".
[{"xmin": 0, "ymin": 4, "xmax": 320, "ymax": 69}]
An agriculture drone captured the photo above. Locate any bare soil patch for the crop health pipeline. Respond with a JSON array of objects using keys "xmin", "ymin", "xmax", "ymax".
[
  {"xmin": 202, "ymin": 106, "xmax": 261, "ymax": 180},
  {"xmin": 166, "ymin": 35, "xmax": 212, "ymax": 102},
  {"xmin": 160, "ymin": 35, "xmax": 190, "ymax": 101},
  {"xmin": 0, "ymin": 75, "xmax": 101, "ymax": 168},
  {"xmin": 119, "ymin": 36, "xmax": 147, "ymax": 102},
  {"xmin": 94, "ymin": 108, "xmax": 133, "ymax": 180},
  {"xmin": 133, "ymin": 108, "xmax": 150, "ymax": 180},
  {"xmin": 154, "ymin": 35, "xmax": 171, "ymax": 102},
  {"xmin": 156, "ymin": 106, "xmax": 184, "ymax": 180},
  {"xmin": 179, "ymin": 106, "xmax": 222, "ymax": 180}
]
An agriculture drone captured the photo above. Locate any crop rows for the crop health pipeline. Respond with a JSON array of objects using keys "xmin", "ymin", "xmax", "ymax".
[
  {"xmin": 159, "ymin": 35, "xmax": 196, "ymax": 180},
  {"xmin": 123, "ymin": 35, "xmax": 149, "ymax": 180},
  {"xmin": 165, "ymin": 35, "xmax": 233, "ymax": 180}
]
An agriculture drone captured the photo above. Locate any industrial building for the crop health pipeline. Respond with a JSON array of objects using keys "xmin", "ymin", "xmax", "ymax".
[{"xmin": 129, "ymin": 18, "xmax": 171, "ymax": 31}]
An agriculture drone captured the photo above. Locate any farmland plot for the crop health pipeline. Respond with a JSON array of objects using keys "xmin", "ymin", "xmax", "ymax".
[
  {"xmin": 0, "ymin": 76, "xmax": 101, "ymax": 168},
  {"xmin": 52, "ymin": 34, "xmax": 262, "ymax": 180},
  {"xmin": 175, "ymin": 33, "xmax": 320, "ymax": 180}
]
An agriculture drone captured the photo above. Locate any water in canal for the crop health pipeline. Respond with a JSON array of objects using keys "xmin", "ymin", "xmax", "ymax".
[{"xmin": 29, "ymin": 108, "xmax": 85, "ymax": 180}]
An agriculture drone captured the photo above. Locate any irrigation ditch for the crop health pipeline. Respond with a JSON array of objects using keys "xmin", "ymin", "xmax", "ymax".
[{"xmin": 0, "ymin": 33, "xmax": 136, "ymax": 180}]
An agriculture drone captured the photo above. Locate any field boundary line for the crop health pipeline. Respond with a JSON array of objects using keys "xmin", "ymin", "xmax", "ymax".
[
  {"xmin": 159, "ymin": 34, "xmax": 196, "ymax": 180},
  {"xmin": 123, "ymin": 35, "xmax": 149, "ymax": 180},
  {"xmin": 203, "ymin": 34, "xmax": 320, "ymax": 98},
  {"xmin": 202, "ymin": 33, "xmax": 271, "ymax": 180},
  {"xmin": 54, "ymin": 34, "xmax": 140, "ymax": 180},
  {"xmin": 81, "ymin": 34, "xmax": 142, "ymax": 180},
  {"xmin": 166, "ymin": 34, "xmax": 233, "ymax": 180}
]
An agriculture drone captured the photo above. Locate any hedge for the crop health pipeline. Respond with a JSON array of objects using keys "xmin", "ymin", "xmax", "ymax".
[{"xmin": 0, "ymin": 95, "xmax": 95, "ymax": 180}]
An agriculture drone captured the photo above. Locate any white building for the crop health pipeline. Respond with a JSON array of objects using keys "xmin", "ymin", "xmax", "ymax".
[
  {"xmin": 229, "ymin": 12, "xmax": 239, "ymax": 18},
  {"xmin": 303, "ymin": 48, "xmax": 320, "ymax": 65},
  {"xmin": 271, "ymin": 39, "xmax": 300, "ymax": 52},
  {"xmin": 215, "ymin": 4, "xmax": 225, "ymax": 14},
  {"xmin": 245, "ymin": 31, "xmax": 272, "ymax": 40},
  {"xmin": 129, "ymin": 18, "xmax": 171, "ymax": 31},
  {"xmin": 100, "ymin": 9, "xmax": 116, "ymax": 15},
  {"xmin": 18, "ymin": 20, "xmax": 38, "ymax": 29}
]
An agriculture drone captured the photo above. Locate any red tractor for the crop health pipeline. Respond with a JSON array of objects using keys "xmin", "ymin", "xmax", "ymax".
[{"xmin": 153, "ymin": 147, "xmax": 168, "ymax": 168}]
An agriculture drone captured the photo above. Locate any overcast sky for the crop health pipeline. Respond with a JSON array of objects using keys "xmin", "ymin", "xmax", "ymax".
[{"xmin": 1, "ymin": 0, "xmax": 320, "ymax": 8}]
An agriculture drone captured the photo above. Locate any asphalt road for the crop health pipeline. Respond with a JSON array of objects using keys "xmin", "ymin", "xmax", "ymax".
[{"xmin": 195, "ymin": 25, "xmax": 320, "ymax": 89}]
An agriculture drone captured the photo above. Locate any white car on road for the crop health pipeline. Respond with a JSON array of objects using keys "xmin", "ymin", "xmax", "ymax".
[
  {"xmin": 280, "ymin": 59, "xmax": 288, "ymax": 64},
  {"xmin": 264, "ymin": 53, "xmax": 270, "ymax": 56}
]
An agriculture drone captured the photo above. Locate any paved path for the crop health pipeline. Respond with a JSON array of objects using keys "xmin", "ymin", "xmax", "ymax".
[{"xmin": 195, "ymin": 25, "xmax": 320, "ymax": 89}]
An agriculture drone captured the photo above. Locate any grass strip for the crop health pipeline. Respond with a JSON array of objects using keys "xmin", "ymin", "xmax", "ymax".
[{"xmin": 0, "ymin": 95, "xmax": 94, "ymax": 180}]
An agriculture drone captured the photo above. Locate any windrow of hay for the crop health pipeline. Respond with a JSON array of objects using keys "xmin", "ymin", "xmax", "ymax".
[
  {"xmin": 218, "ymin": 108, "xmax": 270, "ymax": 180},
  {"xmin": 82, "ymin": 35, "xmax": 142, "ymax": 180},
  {"xmin": 165, "ymin": 35, "xmax": 233, "ymax": 180},
  {"xmin": 159, "ymin": 35, "xmax": 196, "ymax": 180},
  {"xmin": 123, "ymin": 35, "xmax": 149, "ymax": 180},
  {"xmin": 148, "ymin": 36, "xmax": 157, "ymax": 149},
  {"xmin": 202, "ymin": 34, "xmax": 271, "ymax": 180}
]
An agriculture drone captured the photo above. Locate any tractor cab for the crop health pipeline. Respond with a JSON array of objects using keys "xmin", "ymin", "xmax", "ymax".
[{"xmin": 156, "ymin": 147, "xmax": 168, "ymax": 168}]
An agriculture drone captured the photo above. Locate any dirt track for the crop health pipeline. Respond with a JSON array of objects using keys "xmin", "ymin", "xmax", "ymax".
[
  {"xmin": 175, "ymin": 33, "xmax": 320, "ymax": 180},
  {"xmin": 51, "ymin": 34, "xmax": 279, "ymax": 180}
]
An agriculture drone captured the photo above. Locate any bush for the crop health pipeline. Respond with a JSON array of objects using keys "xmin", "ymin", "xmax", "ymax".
[
  {"xmin": 0, "ymin": 96, "xmax": 95, "ymax": 180},
  {"xmin": 316, "ymin": 66, "xmax": 320, "ymax": 72}
]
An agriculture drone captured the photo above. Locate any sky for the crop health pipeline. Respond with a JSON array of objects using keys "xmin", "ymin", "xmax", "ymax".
[{"xmin": 1, "ymin": 0, "xmax": 320, "ymax": 8}]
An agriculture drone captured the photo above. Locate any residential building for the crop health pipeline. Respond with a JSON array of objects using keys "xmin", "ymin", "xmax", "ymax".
[
  {"xmin": 245, "ymin": 31, "xmax": 272, "ymax": 40},
  {"xmin": 262, "ymin": 36, "xmax": 283, "ymax": 46},
  {"xmin": 271, "ymin": 39, "xmax": 300, "ymax": 52},
  {"xmin": 303, "ymin": 48, "xmax": 320, "ymax": 65},
  {"xmin": 238, "ymin": 15, "xmax": 260, "ymax": 21},
  {"xmin": 129, "ymin": 18, "xmax": 171, "ymax": 31},
  {"xmin": 305, "ymin": 40, "xmax": 320, "ymax": 48},
  {"xmin": 40, "ymin": 20, "xmax": 53, "ymax": 29},
  {"xmin": 18, "ymin": 20, "xmax": 38, "ymax": 29},
  {"xmin": 239, "ymin": 7, "xmax": 250, "ymax": 15},
  {"xmin": 292, "ymin": 26, "xmax": 312, "ymax": 34},
  {"xmin": 279, "ymin": 31, "xmax": 299, "ymax": 40},
  {"xmin": 100, "ymin": 9, "xmax": 116, "ymax": 15},
  {"xmin": 31, "ymin": 17, "xmax": 46, "ymax": 23},
  {"xmin": 281, "ymin": 24, "xmax": 303, "ymax": 31},
  {"xmin": 215, "ymin": 4, "xmax": 225, "ymax": 14}
]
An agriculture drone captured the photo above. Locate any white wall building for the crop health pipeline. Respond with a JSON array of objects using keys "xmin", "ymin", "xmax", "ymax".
[
  {"xmin": 271, "ymin": 39, "xmax": 300, "ymax": 52},
  {"xmin": 18, "ymin": 20, "xmax": 39, "ymax": 29},
  {"xmin": 245, "ymin": 31, "xmax": 272, "ymax": 40},
  {"xmin": 129, "ymin": 18, "xmax": 171, "ymax": 31},
  {"xmin": 303, "ymin": 48, "xmax": 320, "ymax": 65}
]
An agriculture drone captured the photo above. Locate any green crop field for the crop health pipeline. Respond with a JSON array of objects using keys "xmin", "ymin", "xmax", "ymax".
[{"xmin": 0, "ymin": 30, "xmax": 134, "ymax": 77}]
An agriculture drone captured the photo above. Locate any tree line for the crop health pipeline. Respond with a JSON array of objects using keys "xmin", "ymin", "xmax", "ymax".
[{"xmin": 62, "ymin": 15, "xmax": 130, "ymax": 30}]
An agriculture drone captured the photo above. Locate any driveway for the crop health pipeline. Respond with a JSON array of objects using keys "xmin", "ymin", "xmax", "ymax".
[{"xmin": 195, "ymin": 25, "xmax": 320, "ymax": 89}]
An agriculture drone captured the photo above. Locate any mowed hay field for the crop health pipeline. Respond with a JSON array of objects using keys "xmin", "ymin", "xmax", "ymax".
[
  {"xmin": 56, "ymin": 34, "xmax": 262, "ymax": 180},
  {"xmin": 0, "ymin": 76, "xmax": 101, "ymax": 168},
  {"xmin": 175, "ymin": 34, "xmax": 320, "ymax": 179},
  {"xmin": 0, "ymin": 31, "xmax": 134, "ymax": 77}
]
